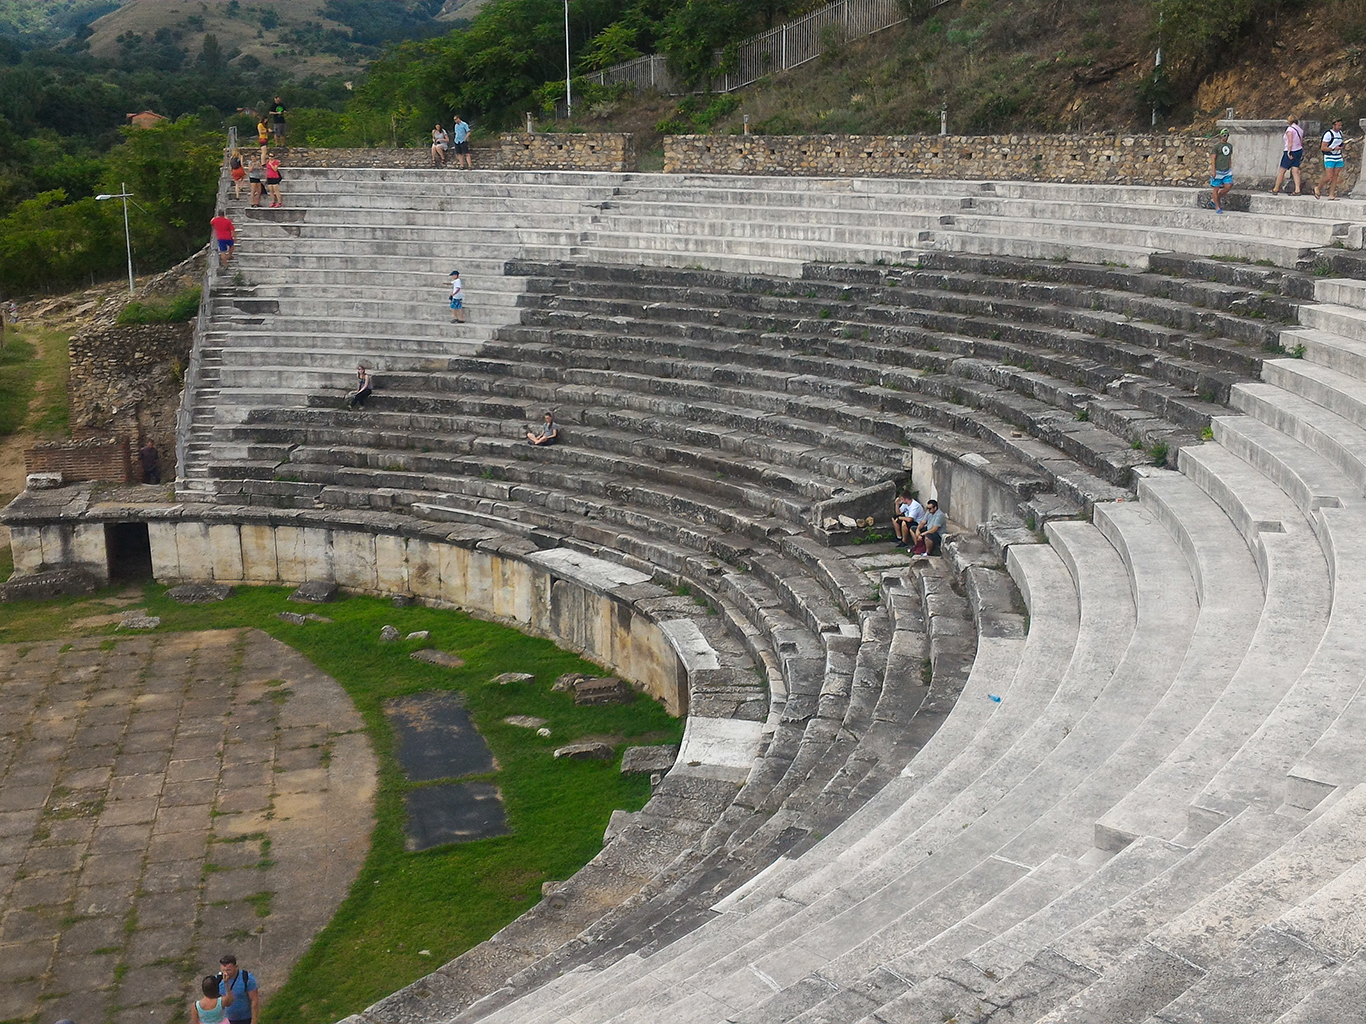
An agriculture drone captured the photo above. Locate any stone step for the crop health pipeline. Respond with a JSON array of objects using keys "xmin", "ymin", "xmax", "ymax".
[
  {"xmin": 1148, "ymin": 853, "xmax": 1366, "ymax": 1022},
  {"xmin": 1090, "ymin": 465, "xmax": 1315, "ymax": 847},
  {"xmin": 1210, "ymin": 414, "xmax": 1357, "ymax": 514},
  {"xmin": 1271, "ymin": 950, "xmax": 1366, "ymax": 1023},
  {"xmin": 897, "ymin": 806, "xmax": 1301, "ymax": 1024},
  {"xmin": 1313, "ymin": 276, "xmax": 1366, "ymax": 311},
  {"xmin": 1231, "ymin": 380, "xmax": 1366, "ymax": 495},
  {"xmin": 1035, "ymin": 783, "xmax": 1366, "ymax": 1024}
]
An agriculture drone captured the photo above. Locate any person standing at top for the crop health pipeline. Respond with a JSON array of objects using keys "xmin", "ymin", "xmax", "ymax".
[
  {"xmin": 431, "ymin": 124, "xmax": 449, "ymax": 167},
  {"xmin": 448, "ymin": 269, "xmax": 465, "ymax": 322},
  {"xmin": 256, "ymin": 117, "xmax": 269, "ymax": 160},
  {"xmin": 210, "ymin": 209, "xmax": 235, "ymax": 267},
  {"xmin": 270, "ymin": 97, "xmax": 286, "ymax": 143},
  {"xmin": 1271, "ymin": 115, "xmax": 1305, "ymax": 195},
  {"xmin": 1316, "ymin": 117, "xmax": 1347, "ymax": 200},
  {"xmin": 138, "ymin": 439, "xmax": 161, "ymax": 484},
  {"xmin": 1209, "ymin": 128, "xmax": 1234, "ymax": 213},
  {"xmin": 451, "ymin": 115, "xmax": 472, "ymax": 170}
]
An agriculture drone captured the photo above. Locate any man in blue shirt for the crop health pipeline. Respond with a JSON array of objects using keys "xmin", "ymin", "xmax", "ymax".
[
  {"xmin": 218, "ymin": 954, "xmax": 259, "ymax": 1024},
  {"xmin": 451, "ymin": 115, "xmax": 472, "ymax": 169},
  {"xmin": 915, "ymin": 499, "xmax": 947, "ymax": 556}
]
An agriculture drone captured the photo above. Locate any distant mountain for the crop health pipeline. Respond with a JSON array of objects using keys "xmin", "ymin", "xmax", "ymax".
[
  {"xmin": 0, "ymin": 0, "xmax": 126, "ymax": 38},
  {"xmin": 69, "ymin": 0, "xmax": 450, "ymax": 77}
]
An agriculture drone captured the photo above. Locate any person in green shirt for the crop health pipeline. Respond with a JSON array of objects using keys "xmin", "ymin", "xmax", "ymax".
[{"xmin": 1210, "ymin": 127, "xmax": 1234, "ymax": 213}]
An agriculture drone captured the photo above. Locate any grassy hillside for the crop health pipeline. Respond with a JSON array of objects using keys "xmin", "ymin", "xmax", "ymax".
[
  {"xmin": 0, "ymin": 0, "xmax": 124, "ymax": 37},
  {"xmin": 567, "ymin": 0, "xmax": 1366, "ymax": 144}
]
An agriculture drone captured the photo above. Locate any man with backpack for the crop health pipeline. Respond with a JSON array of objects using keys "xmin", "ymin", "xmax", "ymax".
[{"xmin": 217, "ymin": 954, "xmax": 259, "ymax": 1024}]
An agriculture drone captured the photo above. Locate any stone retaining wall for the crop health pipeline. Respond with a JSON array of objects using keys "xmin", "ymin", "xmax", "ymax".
[
  {"xmin": 497, "ymin": 132, "xmax": 637, "ymax": 172},
  {"xmin": 6, "ymin": 505, "xmax": 702, "ymax": 717},
  {"xmin": 270, "ymin": 134, "xmax": 637, "ymax": 172},
  {"xmin": 665, "ymin": 132, "xmax": 1220, "ymax": 185},
  {"xmin": 69, "ymin": 321, "xmax": 192, "ymax": 479}
]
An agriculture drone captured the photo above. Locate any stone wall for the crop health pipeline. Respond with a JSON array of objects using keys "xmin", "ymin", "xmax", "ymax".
[
  {"xmin": 664, "ymin": 132, "xmax": 1223, "ymax": 185},
  {"xmin": 68, "ymin": 320, "xmax": 192, "ymax": 480},
  {"xmin": 6, "ymin": 506, "xmax": 712, "ymax": 718},
  {"xmin": 497, "ymin": 132, "xmax": 637, "ymax": 172},
  {"xmin": 271, "ymin": 134, "xmax": 637, "ymax": 172},
  {"xmin": 24, "ymin": 436, "xmax": 131, "ymax": 483}
]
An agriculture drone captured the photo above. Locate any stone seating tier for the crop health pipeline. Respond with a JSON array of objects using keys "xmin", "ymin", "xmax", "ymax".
[{"xmin": 174, "ymin": 167, "xmax": 1366, "ymax": 1024}]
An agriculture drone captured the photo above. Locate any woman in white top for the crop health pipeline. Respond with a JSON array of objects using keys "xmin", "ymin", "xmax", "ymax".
[
  {"xmin": 431, "ymin": 124, "xmax": 449, "ymax": 166},
  {"xmin": 1271, "ymin": 115, "xmax": 1305, "ymax": 195}
]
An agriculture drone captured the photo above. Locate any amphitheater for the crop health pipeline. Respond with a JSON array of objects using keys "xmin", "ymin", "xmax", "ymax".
[{"xmin": 11, "ymin": 156, "xmax": 1366, "ymax": 1024}]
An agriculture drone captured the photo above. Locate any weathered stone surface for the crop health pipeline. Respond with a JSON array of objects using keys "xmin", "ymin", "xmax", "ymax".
[
  {"xmin": 0, "ymin": 568, "xmax": 98, "ymax": 602},
  {"xmin": 288, "ymin": 579, "xmax": 337, "ymax": 603},
  {"xmin": 492, "ymin": 671, "xmax": 534, "ymax": 684},
  {"xmin": 665, "ymin": 131, "xmax": 1221, "ymax": 186},
  {"xmin": 504, "ymin": 715, "xmax": 547, "ymax": 729},
  {"xmin": 391, "ymin": 594, "xmax": 415, "ymax": 607},
  {"xmin": 406, "ymin": 630, "xmax": 429, "ymax": 640},
  {"xmin": 410, "ymin": 649, "xmax": 465, "ymax": 669},
  {"xmin": 603, "ymin": 808, "xmax": 641, "ymax": 843},
  {"xmin": 379, "ymin": 625, "xmax": 401, "ymax": 642},
  {"xmin": 620, "ymin": 744, "xmax": 679, "ymax": 775},
  {"xmin": 25, "ymin": 472, "xmax": 63, "ymax": 490},
  {"xmin": 552, "ymin": 672, "xmax": 583, "ymax": 692},
  {"xmin": 553, "ymin": 741, "xmax": 614, "ymax": 761},
  {"xmin": 277, "ymin": 611, "xmax": 308, "ymax": 625},
  {"xmin": 166, "ymin": 583, "xmax": 234, "ymax": 604},
  {"xmin": 119, "ymin": 613, "xmax": 160, "ymax": 630},
  {"xmin": 573, "ymin": 676, "xmax": 633, "ymax": 706}
]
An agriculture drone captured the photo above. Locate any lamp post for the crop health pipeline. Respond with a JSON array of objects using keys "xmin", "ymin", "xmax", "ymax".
[
  {"xmin": 564, "ymin": 0, "xmax": 572, "ymax": 120},
  {"xmin": 96, "ymin": 182, "xmax": 135, "ymax": 295}
]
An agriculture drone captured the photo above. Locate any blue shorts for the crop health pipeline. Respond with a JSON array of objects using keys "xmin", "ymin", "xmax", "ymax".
[
  {"xmin": 217, "ymin": 239, "xmax": 233, "ymax": 252},
  {"xmin": 1210, "ymin": 171, "xmax": 1232, "ymax": 188},
  {"xmin": 1326, "ymin": 155, "xmax": 1345, "ymax": 169},
  {"xmin": 449, "ymin": 297, "xmax": 462, "ymax": 309},
  {"xmin": 1281, "ymin": 149, "xmax": 1303, "ymax": 169}
]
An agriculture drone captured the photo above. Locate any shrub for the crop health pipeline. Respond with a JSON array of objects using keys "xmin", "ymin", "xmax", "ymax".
[{"xmin": 116, "ymin": 287, "xmax": 202, "ymax": 325}]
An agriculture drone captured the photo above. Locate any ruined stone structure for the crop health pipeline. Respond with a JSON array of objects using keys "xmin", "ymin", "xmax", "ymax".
[{"xmin": 9, "ymin": 150, "xmax": 1366, "ymax": 1024}]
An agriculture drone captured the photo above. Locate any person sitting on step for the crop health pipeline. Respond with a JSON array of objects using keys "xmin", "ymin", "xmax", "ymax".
[
  {"xmin": 914, "ymin": 498, "xmax": 947, "ymax": 557},
  {"xmin": 892, "ymin": 488, "xmax": 925, "ymax": 548},
  {"xmin": 527, "ymin": 411, "xmax": 558, "ymax": 446},
  {"xmin": 347, "ymin": 365, "xmax": 373, "ymax": 409}
]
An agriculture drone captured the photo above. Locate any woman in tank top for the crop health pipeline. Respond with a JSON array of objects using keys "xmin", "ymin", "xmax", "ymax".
[{"xmin": 192, "ymin": 974, "xmax": 234, "ymax": 1024}]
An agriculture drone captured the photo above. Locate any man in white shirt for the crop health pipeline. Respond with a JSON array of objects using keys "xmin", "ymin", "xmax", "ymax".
[{"xmin": 893, "ymin": 490, "xmax": 925, "ymax": 548}]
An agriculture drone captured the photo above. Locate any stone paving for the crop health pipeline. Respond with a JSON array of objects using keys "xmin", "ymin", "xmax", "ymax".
[{"xmin": 0, "ymin": 629, "xmax": 377, "ymax": 1024}]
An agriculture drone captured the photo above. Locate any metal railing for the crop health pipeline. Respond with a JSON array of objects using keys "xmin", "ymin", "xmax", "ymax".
[{"xmin": 586, "ymin": 0, "xmax": 953, "ymax": 96}]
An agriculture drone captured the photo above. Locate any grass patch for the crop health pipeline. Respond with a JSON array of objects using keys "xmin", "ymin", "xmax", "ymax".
[
  {"xmin": 0, "ymin": 322, "xmax": 69, "ymax": 440},
  {"xmin": 118, "ymin": 583, "xmax": 684, "ymax": 1023},
  {"xmin": 115, "ymin": 288, "xmax": 201, "ymax": 325}
]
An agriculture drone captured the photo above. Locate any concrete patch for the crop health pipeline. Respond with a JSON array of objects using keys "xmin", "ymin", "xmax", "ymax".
[
  {"xmin": 403, "ymin": 783, "xmax": 508, "ymax": 851},
  {"xmin": 384, "ymin": 692, "xmax": 495, "ymax": 782}
]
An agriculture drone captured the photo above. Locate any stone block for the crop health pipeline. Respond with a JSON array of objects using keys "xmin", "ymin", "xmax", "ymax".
[
  {"xmin": 239, "ymin": 523, "xmax": 278, "ymax": 581},
  {"xmin": 0, "ymin": 568, "xmax": 98, "ymax": 602},
  {"xmin": 166, "ymin": 583, "xmax": 233, "ymax": 604},
  {"xmin": 333, "ymin": 531, "xmax": 377, "ymax": 591},
  {"xmin": 208, "ymin": 524, "xmax": 244, "ymax": 581},
  {"xmin": 410, "ymin": 649, "xmax": 465, "ymax": 669},
  {"xmin": 273, "ymin": 525, "xmax": 306, "ymax": 583},
  {"xmin": 375, "ymin": 532, "xmax": 408, "ymax": 594},
  {"xmin": 553, "ymin": 741, "xmax": 614, "ymax": 761},
  {"xmin": 145, "ymin": 523, "xmax": 178, "ymax": 581},
  {"xmin": 573, "ymin": 676, "xmax": 632, "ymax": 706},
  {"xmin": 10, "ymin": 526, "xmax": 43, "ymax": 575},
  {"xmin": 289, "ymin": 580, "xmax": 337, "ymax": 603},
  {"xmin": 174, "ymin": 521, "xmax": 213, "ymax": 581},
  {"xmin": 620, "ymin": 745, "xmax": 678, "ymax": 774}
]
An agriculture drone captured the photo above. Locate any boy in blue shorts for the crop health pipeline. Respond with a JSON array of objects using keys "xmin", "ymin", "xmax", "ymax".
[{"xmin": 1209, "ymin": 128, "xmax": 1234, "ymax": 213}]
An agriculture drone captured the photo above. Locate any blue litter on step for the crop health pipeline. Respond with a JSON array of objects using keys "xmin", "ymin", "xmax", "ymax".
[{"xmin": 988, "ymin": 694, "xmax": 1002, "ymax": 703}]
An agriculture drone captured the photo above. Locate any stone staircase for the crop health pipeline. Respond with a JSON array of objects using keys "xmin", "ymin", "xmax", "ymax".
[{"xmin": 176, "ymin": 165, "xmax": 1366, "ymax": 1024}]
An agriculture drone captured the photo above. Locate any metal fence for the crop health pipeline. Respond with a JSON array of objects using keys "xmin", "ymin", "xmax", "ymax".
[{"xmin": 587, "ymin": 0, "xmax": 951, "ymax": 97}]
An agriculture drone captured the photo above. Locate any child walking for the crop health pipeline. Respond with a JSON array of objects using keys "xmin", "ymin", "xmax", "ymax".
[{"xmin": 449, "ymin": 270, "xmax": 465, "ymax": 322}]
